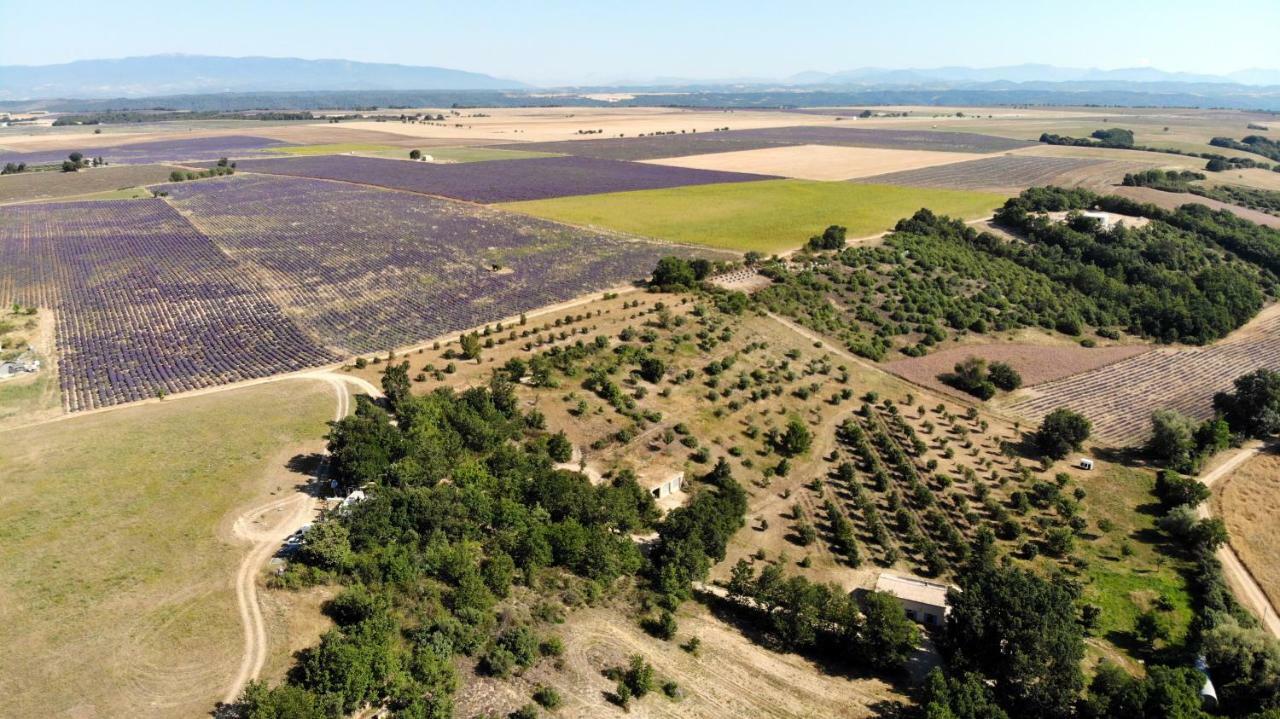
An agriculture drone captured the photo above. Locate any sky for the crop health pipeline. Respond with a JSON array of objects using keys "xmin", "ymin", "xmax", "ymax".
[{"xmin": 3, "ymin": 0, "xmax": 1278, "ymax": 85}]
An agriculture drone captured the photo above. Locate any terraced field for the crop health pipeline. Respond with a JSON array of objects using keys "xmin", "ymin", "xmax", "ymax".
[
  {"xmin": 236, "ymin": 153, "xmax": 772, "ymax": 202},
  {"xmin": 1005, "ymin": 310, "xmax": 1280, "ymax": 445}
]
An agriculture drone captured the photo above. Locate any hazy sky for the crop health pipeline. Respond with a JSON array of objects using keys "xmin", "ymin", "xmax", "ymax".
[{"xmin": 3, "ymin": 0, "xmax": 1278, "ymax": 84}]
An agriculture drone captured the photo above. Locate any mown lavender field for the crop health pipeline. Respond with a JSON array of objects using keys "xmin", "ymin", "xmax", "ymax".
[
  {"xmin": 491, "ymin": 125, "xmax": 1033, "ymax": 160},
  {"xmin": 235, "ymin": 153, "xmax": 773, "ymax": 202},
  {"xmin": 0, "ymin": 135, "xmax": 292, "ymax": 167},
  {"xmin": 0, "ymin": 199, "xmax": 336, "ymax": 410},
  {"xmin": 165, "ymin": 174, "xmax": 720, "ymax": 353}
]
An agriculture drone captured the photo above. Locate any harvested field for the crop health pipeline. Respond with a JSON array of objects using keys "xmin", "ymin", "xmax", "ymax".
[
  {"xmin": 0, "ymin": 164, "xmax": 178, "ymax": 204},
  {"xmin": 495, "ymin": 125, "xmax": 1032, "ymax": 161},
  {"xmin": 1112, "ymin": 185, "xmax": 1280, "ymax": 228},
  {"xmin": 0, "ymin": 378, "xmax": 333, "ymax": 719},
  {"xmin": 501, "ymin": 179, "xmax": 1005, "ymax": 253},
  {"xmin": 455, "ymin": 604, "xmax": 905, "ymax": 719},
  {"xmin": 1005, "ymin": 308, "xmax": 1280, "ymax": 445},
  {"xmin": 0, "ymin": 198, "xmax": 336, "ymax": 411},
  {"xmin": 236, "ymin": 154, "xmax": 772, "ymax": 203},
  {"xmin": 853, "ymin": 154, "xmax": 1114, "ymax": 191},
  {"xmin": 1214, "ymin": 449, "xmax": 1280, "ymax": 611},
  {"xmin": 164, "ymin": 174, "xmax": 724, "ymax": 354},
  {"xmin": 885, "ymin": 342, "xmax": 1152, "ymax": 397},
  {"xmin": 0, "ymin": 135, "xmax": 293, "ymax": 167},
  {"xmin": 337, "ymin": 106, "xmax": 820, "ymax": 143},
  {"xmin": 642, "ymin": 144, "xmax": 986, "ymax": 181}
]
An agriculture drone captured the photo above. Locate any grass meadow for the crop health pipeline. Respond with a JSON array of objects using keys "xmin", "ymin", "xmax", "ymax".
[
  {"xmin": 0, "ymin": 379, "xmax": 333, "ymax": 718},
  {"xmin": 501, "ymin": 179, "xmax": 1007, "ymax": 253}
]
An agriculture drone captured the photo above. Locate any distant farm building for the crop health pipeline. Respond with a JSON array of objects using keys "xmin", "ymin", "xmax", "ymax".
[{"xmin": 875, "ymin": 572, "xmax": 953, "ymax": 626}]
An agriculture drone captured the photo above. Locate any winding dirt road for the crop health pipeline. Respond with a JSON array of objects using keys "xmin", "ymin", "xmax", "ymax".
[
  {"xmin": 1196, "ymin": 443, "xmax": 1280, "ymax": 638},
  {"xmin": 221, "ymin": 371, "xmax": 381, "ymax": 706}
]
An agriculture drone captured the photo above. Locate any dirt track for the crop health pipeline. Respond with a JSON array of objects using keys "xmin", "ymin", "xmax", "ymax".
[
  {"xmin": 221, "ymin": 371, "xmax": 381, "ymax": 705},
  {"xmin": 1197, "ymin": 444, "xmax": 1280, "ymax": 638}
]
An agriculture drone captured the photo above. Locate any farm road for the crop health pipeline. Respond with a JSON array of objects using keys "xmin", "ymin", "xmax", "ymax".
[
  {"xmin": 222, "ymin": 371, "xmax": 382, "ymax": 706},
  {"xmin": 1197, "ymin": 443, "xmax": 1280, "ymax": 639}
]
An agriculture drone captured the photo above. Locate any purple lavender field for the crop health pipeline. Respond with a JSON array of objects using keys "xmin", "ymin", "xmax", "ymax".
[
  {"xmin": 491, "ymin": 125, "xmax": 1033, "ymax": 160},
  {"xmin": 164, "ymin": 174, "xmax": 727, "ymax": 353},
  {"xmin": 0, "ymin": 199, "xmax": 336, "ymax": 410},
  {"xmin": 0, "ymin": 135, "xmax": 292, "ymax": 167},
  {"xmin": 235, "ymin": 154, "xmax": 773, "ymax": 202}
]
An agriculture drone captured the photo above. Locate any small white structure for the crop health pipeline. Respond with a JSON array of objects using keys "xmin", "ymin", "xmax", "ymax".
[
  {"xmin": 0, "ymin": 357, "xmax": 40, "ymax": 379},
  {"xmin": 1078, "ymin": 458, "xmax": 1095, "ymax": 470},
  {"xmin": 875, "ymin": 572, "xmax": 953, "ymax": 626},
  {"xmin": 645, "ymin": 471, "xmax": 685, "ymax": 499}
]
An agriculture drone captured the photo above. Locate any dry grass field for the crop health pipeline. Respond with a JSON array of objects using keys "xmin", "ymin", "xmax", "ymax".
[
  {"xmin": 0, "ymin": 164, "xmax": 178, "ymax": 204},
  {"xmin": 0, "ymin": 307, "xmax": 60, "ymax": 428},
  {"xmin": 1214, "ymin": 449, "xmax": 1280, "ymax": 611},
  {"xmin": 0, "ymin": 379, "xmax": 334, "ymax": 718},
  {"xmin": 640, "ymin": 144, "xmax": 987, "ymax": 181},
  {"xmin": 1214, "ymin": 449, "xmax": 1280, "ymax": 603},
  {"xmin": 338, "ymin": 106, "xmax": 829, "ymax": 143},
  {"xmin": 454, "ymin": 603, "xmax": 907, "ymax": 719}
]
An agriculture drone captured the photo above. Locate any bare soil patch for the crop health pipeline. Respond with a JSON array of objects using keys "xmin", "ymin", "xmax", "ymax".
[
  {"xmin": 1213, "ymin": 449, "xmax": 1280, "ymax": 611},
  {"xmin": 454, "ymin": 604, "xmax": 906, "ymax": 719},
  {"xmin": 884, "ymin": 342, "xmax": 1152, "ymax": 396},
  {"xmin": 641, "ymin": 144, "xmax": 986, "ymax": 181}
]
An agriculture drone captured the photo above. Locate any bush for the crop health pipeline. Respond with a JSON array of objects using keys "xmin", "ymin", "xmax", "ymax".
[
  {"xmin": 988, "ymin": 362, "xmax": 1022, "ymax": 391},
  {"xmin": 532, "ymin": 685, "xmax": 562, "ymax": 710}
]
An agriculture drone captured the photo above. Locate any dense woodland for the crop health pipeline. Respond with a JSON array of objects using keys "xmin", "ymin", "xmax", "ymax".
[{"xmin": 758, "ymin": 186, "xmax": 1280, "ymax": 360}]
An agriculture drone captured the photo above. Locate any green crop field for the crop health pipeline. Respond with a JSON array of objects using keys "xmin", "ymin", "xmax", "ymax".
[
  {"xmin": 501, "ymin": 179, "xmax": 1007, "ymax": 253},
  {"xmin": 0, "ymin": 379, "xmax": 334, "ymax": 718}
]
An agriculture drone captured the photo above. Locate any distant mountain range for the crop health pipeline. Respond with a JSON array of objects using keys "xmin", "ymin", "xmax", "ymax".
[
  {"xmin": 0, "ymin": 55, "xmax": 528, "ymax": 100},
  {"xmin": 1, "ymin": 55, "xmax": 1278, "ymax": 106},
  {"xmin": 778, "ymin": 64, "xmax": 1280, "ymax": 87}
]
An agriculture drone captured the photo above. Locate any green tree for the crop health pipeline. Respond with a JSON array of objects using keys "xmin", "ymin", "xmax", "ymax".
[
  {"xmin": 409, "ymin": 149, "xmax": 422, "ymax": 160},
  {"xmin": 940, "ymin": 564, "xmax": 1084, "ymax": 718},
  {"xmin": 650, "ymin": 257, "xmax": 697, "ymax": 290},
  {"xmin": 776, "ymin": 416, "xmax": 813, "ymax": 457},
  {"xmin": 988, "ymin": 362, "xmax": 1022, "ymax": 391},
  {"xmin": 300, "ymin": 520, "xmax": 353, "ymax": 571},
  {"xmin": 381, "ymin": 361, "xmax": 411, "ymax": 413},
  {"xmin": 858, "ymin": 590, "xmax": 921, "ymax": 671},
  {"xmin": 459, "ymin": 332, "xmax": 482, "ymax": 360},
  {"xmin": 1148, "ymin": 409, "xmax": 1198, "ymax": 471},
  {"xmin": 1034, "ymin": 408, "xmax": 1092, "ymax": 460},
  {"xmin": 1214, "ymin": 369, "xmax": 1280, "ymax": 438},
  {"xmin": 547, "ymin": 431, "xmax": 573, "ymax": 463}
]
